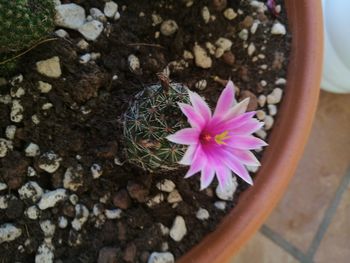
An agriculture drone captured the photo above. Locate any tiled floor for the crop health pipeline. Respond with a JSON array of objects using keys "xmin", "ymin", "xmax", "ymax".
[{"xmin": 231, "ymin": 91, "xmax": 350, "ymax": 263}]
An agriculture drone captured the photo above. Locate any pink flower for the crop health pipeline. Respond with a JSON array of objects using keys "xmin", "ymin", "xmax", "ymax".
[{"xmin": 166, "ymin": 81, "xmax": 267, "ymax": 190}]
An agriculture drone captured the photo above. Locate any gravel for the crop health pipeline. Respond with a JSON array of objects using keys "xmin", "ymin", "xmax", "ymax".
[
  {"xmin": 156, "ymin": 179, "xmax": 176, "ymax": 193},
  {"xmin": 78, "ymin": 20, "xmax": 104, "ymax": 41},
  {"xmin": 36, "ymin": 56, "xmax": 62, "ymax": 78},
  {"xmin": 169, "ymin": 216, "xmax": 187, "ymax": 242},
  {"xmin": 37, "ymin": 189, "xmax": 68, "ymax": 210},
  {"xmin": 0, "ymin": 224, "xmax": 22, "ymax": 244},
  {"xmin": 193, "ymin": 44, "xmax": 212, "ymax": 69},
  {"xmin": 160, "ymin": 20, "xmax": 178, "ymax": 36},
  {"xmin": 148, "ymin": 252, "xmax": 175, "ymax": 263},
  {"xmin": 55, "ymin": 3, "xmax": 86, "ymax": 30},
  {"xmin": 215, "ymin": 176, "xmax": 238, "ymax": 201},
  {"xmin": 104, "ymin": 1, "xmax": 118, "ymax": 18}
]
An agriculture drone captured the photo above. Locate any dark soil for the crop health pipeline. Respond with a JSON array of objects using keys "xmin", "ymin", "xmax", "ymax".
[{"xmin": 0, "ymin": 0, "xmax": 290, "ymax": 262}]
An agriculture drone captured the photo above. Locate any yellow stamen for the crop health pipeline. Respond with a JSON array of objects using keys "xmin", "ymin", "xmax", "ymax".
[{"xmin": 214, "ymin": 131, "xmax": 231, "ymax": 145}]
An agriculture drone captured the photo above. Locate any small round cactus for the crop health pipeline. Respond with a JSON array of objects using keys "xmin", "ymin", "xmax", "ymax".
[
  {"xmin": 0, "ymin": 0, "xmax": 55, "ymax": 52},
  {"xmin": 123, "ymin": 76, "xmax": 190, "ymax": 172}
]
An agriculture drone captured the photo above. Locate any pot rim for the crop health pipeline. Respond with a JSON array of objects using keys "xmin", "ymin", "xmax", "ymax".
[{"xmin": 177, "ymin": 0, "xmax": 323, "ymax": 262}]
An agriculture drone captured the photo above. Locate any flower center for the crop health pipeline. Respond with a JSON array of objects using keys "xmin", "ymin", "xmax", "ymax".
[
  {"xmin": 200, "ymin": 132, "xmax": 212, "ymax": 144},
  {"xmin": 200, "ymin": 131, "xmax": 231, "ymax": 145}
]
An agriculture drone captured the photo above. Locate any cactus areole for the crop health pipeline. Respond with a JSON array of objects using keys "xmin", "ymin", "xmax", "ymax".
[{"xmin": 123, "ymin": 76, "xmax": 190, "ymax": 172}]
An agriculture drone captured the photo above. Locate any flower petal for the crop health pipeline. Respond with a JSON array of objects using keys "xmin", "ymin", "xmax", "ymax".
[
  {"xmin": 215, "ymin": 165, "xmax": 233, "ymax": 190},
  {"xmin": 200, "ymin": 164, "xmax": 215, "ymax": 190},
  {"xmin": 184, "ymin": 145, "xmax": 206, "ymax": 178},
  {"xmin": 227, "ymin": 149, "xmax": 260, "ymax": 166},
  {"xmin": 226, "ymin": 135, "xmax": 268, "ymax": 149},
  {"xmin": 166, "ymin": 128, "xmax": 200, "ymax": 145},
  {"xmin": 230, "ymin": 119, "xmax": 264, "ymax": 135},
  {"xmin": 188, "ymin": 90, "xmax": 212, "ymax": 122},
  {"xmin": 178, "ymin": 103, "xmax": 205, "ymax": 129},
  {"xmin": 213, "ymin": 80, "xmax": 236, "ymax": 119},
  {"xmin": 222, "ymin": 155, "xmax": 253, "ymax": 185},
  {"xmin": 179, "ymin": 145, "xmax": 197, "ymax": 165},
  {"xmin": 223, "ymin": 97, "xmax": 250, "ymax": 121}
]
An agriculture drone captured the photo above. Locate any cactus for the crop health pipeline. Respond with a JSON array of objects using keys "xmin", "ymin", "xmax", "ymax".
[
  {"xmin": 0, "ymin": 0, "xmax": 55, "ymax": 53},
  {"xmin": 123, "ymin": 77, "xmax": 191, "ymax": 172}
]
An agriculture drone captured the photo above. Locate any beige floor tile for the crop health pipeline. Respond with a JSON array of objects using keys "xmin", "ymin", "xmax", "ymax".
[
  {"xmin": 231, "ymin": 232, "xmax": 298, "ymax": 263},
  {"xmin": 265, "ymin": 91, "xmax": 350, "ymax": 252},
  {"xmin": 314, "ymin": 184, "xmax": 350, "ymax": 263}
]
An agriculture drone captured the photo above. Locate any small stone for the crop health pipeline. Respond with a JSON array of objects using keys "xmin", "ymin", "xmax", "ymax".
[
  {"xmin": 156, "ymin": 179, "xmax": 176, "ymax": 193},
  {"xmin": 28, "ymin": 166, "xmax": 37, "ymax": 177},
  {"xmin": 264, "ymin": 115, "xmax": 274, "ymax": 130},
  {"xmin": 91, "ymin": 163, "xmax": 103, "ymax": 179},
  {"xmin": 152, "ymin": 14, "xmax": 163, "ymax": 26},
  {"xmin": 215, "ymin": 37, "xmax": 232, "ymax": 52},
  {"xmin": 247, "ymin": 165, "xmax": 259, "ymax": 173},
  {"xmin": 238, "ymin": 29, "xmax": 249, "ymax": 41},
  {"xmin": 214, "ymin": 201, "xmax": 226, "ymax": 210},
  {"xmin": 112, "ymin": 189, "xmax": 131, "ymax": 210},
  {"xmin": 255, "ymin": 128, "xmax": 267, "ymax": 140},
  {"xmin": 55, "ymin": 29, "xmax": 69, "ymax": 38},
  {"xmin": 127, "ymin": 182, "xmax": 149, "ymax": 203},
  {"xmin": 258, "ymin": 95, "xmax": 266, "ymax": 107},
  {"xmin": 248, "ymin": 43, "xmax": 256, "ymax": 56},
  {"xmin": 251, "ymin": 21, "xmax": 260, "ymax": 34},
  {"xmin": 148, "ymin": 252, "xmax": 175, "ymax": 263},
  {"xmin": 271, "ymin": 22, "xmax": 286, "ymax": 35},
  {"xmin": 63, "ymin": 165, "xmax": 84, "ymax": 192},
  {"xmin": 36, "ymin": 56, "xmax": 62, "ymax": 78},
  {"xmin": 212, "ymin": 0, "xmax": 227, "ymax": 11},
  {"xmin": 222, "ymin": 51, "xmax": 235, "ymax": 66},
  {"xmin": 241, "ymin": 16, "xmax": 254, "ymax": 28},
  {"xmin": 77, "ymin": 39, "xmax": 89, "ymax": 50},
  {"xmin": 114, "ymin": 11, "xmax": 121, "ymax": 20},
  {"xmin": 0, "ymin": 196, "xmax": 8, "ymax": 209},
  {"xmin": 205, "ymin": 42, "xmax": 216, "ymax": 55},
  {"xmin": 193, "ymin": 44, "xmax": 212, "ymax": 69},
  {"xmin": 5, "ymin": 125, "xmax": 16, "ymax": 140},
  {"xmin": 275, "ymin": 78, "xmax": 287, "ymax": 85},
  {"xmin": 78, "ymin": 20, "xmax": 104, "ymax": 41},
  {"xmin": 71, "ymin": 204, "xmax": 89, "ymax": 231},
  {"xmin": 240, "ymin": 90, "xmax": 258, "ymax": 111},
  {"xmin": 267, "ymin": 88, "xmax": 283, "ymax": 104},
  {"xmin": 104, "ymin": 1, "xmax": 118, "ymax": 18},
  {"xmin": 260, "ymin": 80, "xmax": 267, "ymax": 87},
  {"xmin": 250, "ymin": 0, "xmax": 267, "ymax": 13},
  {"xmin": 91, "ymin": 52, "xmax": 101, "ymax": 60},
  {"xmin": 272, "ymin": 52, "xmax": 285, "ymax": 70},
  {"xmin": 35, "ymin": 243, "xmax": 54, "ymax": 263},
  {"xmin": 90, "ymin": 8, "xmax": 106, "ymax": 22},
  {"xmin": 79, "ymin": 53, "xmax": 91, "ymax": 64},
  {"xmin": 195, "ymin": 79, "xmax": 207, "ymax": 90},
  {"xmin": 0, "ymin": 94, "xmax": 11, "ymax": 104},
  {"xmin": 158, "ymin": 223, "xmax": 170, "ymax": 236},
  {"xmin": 183, "ymin": 50, "xmax": 194, "ymax": 60},
  {"xmin": 0, "ymin": 183, "xmax": 7, "ymax": 191},
  {"xmin": 215, "ymin": 176, "xmax": 238, "ymax": 201},
  {"xmin": 167, "ymin": 190, "xmax": 182, "ymax": 204},
  {"xmin": 160, "ymin": 20, "xmax": 178, "ymax": 36},
  {"xmin": 98, "ymin": 247, "xmax": 118, "ymax": 263},
  {"xmin": 0, "ymin": 224, "xmax": 22, "ymax": 244},
  {"xmin": 38, "ymin": 151, "xmax": 62, "ymax": 173},
  {"xmin": 201, "ymin": 6, "xmax": 210, "ymax": 24},
  {"xmin": 170, "ymin": 216, "xmax": 187, "ymax": 242},
  {"xmin": 123, "ymin": 243, "xmax": 137, "ymax": 262},
  {"xmin": 105, "ymin": 209, "xmax": 122, "ymax": 219},
  {"xmin": 0, "ymin": 139, "xmax": 13, "ymax": 158},
  {"xmin": 10, "ymin": 86, "xmax": 25, "ymax": 98},
  {"xmin": 69, "ymin": 194, "xmax": 79, "ymax": 205},
  {"xmin": 40, "ymin": 220, "xmax": 56, "ymax": 237},
  {"xmin": 128, "ymin": 54, "xmax": 140, "ymax": 73},
  {"xmin": 268, "ymin": 104, "xmax": 277, "ymax": 116},
  {"xmin": 55, "ymin": 3, "xmax": 86, "ymax": 29},
  {"xmin": 18, "ymin": 181, "xmax": 43, "ymax": 202},
  {"xmin": 256, "ymin": 110, "xmax": 266, "ymax": 121},
  {"xmin": 196, "ymin": 208, "xmax": 210, "ymax": 220},
  {"xmin": 25, "ymin": 143, "xmax": 40, "ymax": 157},
  {"xmin": 32, "ymin": 114, "xmax": 40, "ymax": 125},
  {"xmin": 10, "ymin": 100, "xmax": 24, "ymax": 123},
  {"xmin": 58, "ymin": 216, "xmax": 68, "ymax": 229},
  {"xmin": 38, "ymin": 81, "xmax": 52, "ymax": 93},
  {"xmin": 215, "ymin": 47, "xmax": 224, "ymax": 58},
  {"xmin": 223, "ymin": 8, "xmax": 237, "ymax": 20},
  {"xmin": 25, "ymin": 205, "xmax": 41, "ymax": 220},
  {"xmin": 38, "ymin": 189, "xmax": 67, "ymax": 210},
  {"xmin": 161, "ymin": 242, "xmax": 169, "ymax": 252}
]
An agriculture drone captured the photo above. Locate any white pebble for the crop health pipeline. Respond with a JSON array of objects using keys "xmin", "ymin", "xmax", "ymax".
[
  {"xmin": 250, "ymin": 1, "xmax": 267, "ymax": 13},
  {"xmin": 147, "ymin": 193, "xmax": 165, "ymax": 207},
  {"xmin": 40, "ymin": 220, "xmax": 56, "ymax": 237},
  {"xmin": 152, "ymin": 14, "xmax": 163, "ymax": 26},
  {"xmin": 9, "ymin": 74, "xmax": 23, "ymax": 86},
  {"xmin": 275, "ymin": 78, "xmax": 287, "ymax": 85},
  {"xmin": 78, "ymin": 20, "xmax": 104, "ymax": 41},
  {"xmin": 32, "ymin": 114, "xmax": 40, "ymax": 125},
  {"xmin": 90, "ymin": 8, "xmax": 106, "ymax": 22},
  {"xmin": 196, "ymin": 208, "xmax": 210, "ymax": 220},
  {"xmin": 256, "ymin": 110, "xmax": 266, "ymax": 120},
  {"xmin": 25, "ymin": 143, "xmax": 40, "ymax": 157},
  {"xmin": 91, "ymin": 52, "xmax": 101, "ymax": 60},
  {"xmin": 28, "ymin": 166, "xmax": 37, "ymax": 177},
  {"xmin": 0, "ymin": 94, "xmax": 11, "ymax": 104},
  {"xmin": 79, "ymin": 53, "xmax": 91, "ymax": 64},
  {"xmin": 42, "ymin": 103, "xmax": 53, "ymax": 110},
  {"xmin": 128, "ymin": 54, "xmax": 140, "ymax": 73},
  {"xmin": 93, "ymin": 203, "xmax": 104, "ymax": 216},
  {"xmin": 148, "ymin": 252, "xmax": 175, "ymax": 263},
  {"xmin": 160, "ymin": 20, "xmax": 178, "ymax": 36},
  {"xmin": 38, "ymin": 189, "xmax": 67, "ymax": 210},
  {"xmin": 91, "ymin": 163, "xmax": 103, "ymax": 179},
  {"xmin": 170, "ymin": 216, "xmax": 187, "ymax": 242},
  {"xmin": 248, "ymin": 43, "xmax": 256, "ymax": 56},
  {"xmin": 158, "ymin": 223, "xmax": 170, "ymax": 236},
  {"xmin": 247, "ymin": 166, "xmax": 259, "ymax": 173},
  {"xmin": 258, "ymin": 95, "xmax": 266, "ymax": 107},
  {"xmin": 156, "ymin": 179, "xmax": 176, "ymax": 193},
  {"xmin": 10, "ymin": 100, "xmax": 24, "ymax": 123},
  {"xmin": 105, "ymin": 209, "xmax": 122, "ymax": 219},
  {"xmin": 38, "ymin": 151, "xmax": 62, "ymax": 173},
  {"xmin": 215, "ymin": 37, "xmax": 232, "ymax": 52},
  {"xmin": 63, "ymin": 165, "xmax": 84, "ymax": 191},
  {"xmin": 223, "ymin": 8, "xmax": 237, "ymax": 20},
  {"xmin": 25, "ymin": 205, "xmax": 41, "ymax": 220},
  {"xmin": 238, "ymin": 29, "xmax": 249, "ymax": 41},
  {"xmin": 271, "ymin": 22, "xmax": 286, "ymax": 35},
  {"xmin": 268, "ymin": 104, "xmax": 277, "ymax": 116},
  {"xmin": 214, "ymin": 201, "xmax": 226, "ymax": 210},
  {"xmin": 58, "ymin": 216, "xmax": 68, "ymax": 229},
  {"xmin": 264, "ymin": 115, "xmax": 274, "ymax": 130},
  {"xmin": 0, "ymin": 138, "xmax": 13, "ymax": 158},
  {"xmin": 251, "ymin": 21, "xmax": 260, "ymax": 34},
  {"xmin": 55, "ymin": 29, "xmax": 69, "ymax": 38},
  {"xmin": 10, "ymin": 86, "xmax": 25, "ymax": 98},
  {"xmin": 38, "ymin": 81, "xmax": 52, "ymax": 93},
  {"xmin": 0, "ymin": 183, "xmax": 7, "ymax": 191},
  {"xmin": 36, "ymin": 56, "xmax": 62, "ymax": 78},
  {"xmin": 71, "ymin": 204, "xmax": 89, "ymax": 231},
  {"xmin": 0, "ymin": 196, "xmax": 8, "ymax": 209},
  {"xmin": 114, "ymin": 11, "xmax": 121, "ymax": 20},
  {"xmin": 201, "ymin": 6, "xmax": 210, "ymax": 24},
  {"xmin": 5, "ymin": 125, "xmax": 16, "ymax": 140},
  {"xmin": 255, "ymin": 128, "xmax": 267, "ymax": 140},
  {"xmin": 0, "ymin": 224, "xmax": 22, "ymax": 244},
  {"xmin": 193, "ymin": 44, "xmax": 212, "ymax": 69},
  {"xmin": 18, "ymin": 181, "xmax": 43, "ymax": 202},
  {"xmin": 55, "ymin": 3, "xmax": 86, "ymax": 30},
  {"xmin": 260, "ymin": 80, "xmax": 267, "ymax": 87},
  {"xmin": 195, "ymin": 79, "xmax": 207, "ymax": 90},
  {"xmin": 216, "ymin": 176, "xmax": 238, "ymax": 201},
  {"xmin": 35, "ymin": 243, "xmax": 54, "ymax": 263},
  {"xmin": 167, "ymin": 190, "xmax": 183, "ymax": 204},
  {"xmin": 205, "ymin": 42, "xmax": 216, "ymax": 55},
  {"xmin": 183, "ymin": 50, "xmax": 193, "ymax": 60},
  {"xmin": 76, "ymin": 39, "xmax": 89, "ymax": 50},
  {"xmin": 267, "ymin": 88, "xmax": 283, "ymax": 104},
  {"xmin": 104, "ymin": 1, "xmax": 118, "ymax": 18},
  {"xmin": 69, "ymin": 194, "xmax": 79, "ymax": 205}
]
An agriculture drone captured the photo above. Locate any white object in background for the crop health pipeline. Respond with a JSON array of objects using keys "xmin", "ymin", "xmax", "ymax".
[{"xmin": 321, "ymin": 0, "xmax": 350, "ymax": 93}]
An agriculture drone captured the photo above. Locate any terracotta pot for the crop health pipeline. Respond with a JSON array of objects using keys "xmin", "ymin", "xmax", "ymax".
[{"xmin": 178, "ymin": 1, "xmax": 324, "ymax": 262}]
